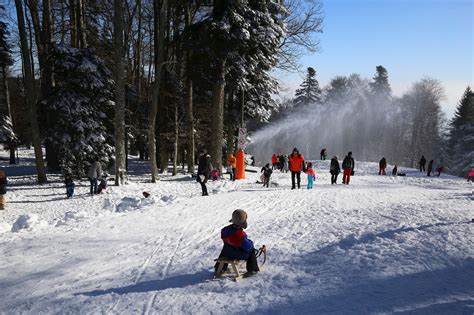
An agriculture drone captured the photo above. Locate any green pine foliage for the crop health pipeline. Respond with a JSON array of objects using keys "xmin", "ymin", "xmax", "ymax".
[
  {"xmin": 449, "ymin": 86, "xmax": 474, "ymax": 177},
  {"xmin": 45, "ymin": 47, "xmax": 114, "ymax": 177},
  {"xmin": 294, "ymin": 67, "xmax": 322, "ymax": 107}
]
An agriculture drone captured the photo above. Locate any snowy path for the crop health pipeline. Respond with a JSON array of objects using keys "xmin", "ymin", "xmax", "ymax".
[{"xmin": 0, "ymin": 156, "xmax": 473, "ymax": 314}]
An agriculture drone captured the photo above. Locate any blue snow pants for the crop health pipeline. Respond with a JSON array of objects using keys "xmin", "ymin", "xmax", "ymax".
[{"xmin": 307, "ymin": 175, "xmax": 314, "ymax": 189}]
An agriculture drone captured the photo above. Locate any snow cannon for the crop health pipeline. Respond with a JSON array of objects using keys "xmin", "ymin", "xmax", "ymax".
[{"xmin": 235, "ymin": 149, "xmax": 246, "ymax": 180}]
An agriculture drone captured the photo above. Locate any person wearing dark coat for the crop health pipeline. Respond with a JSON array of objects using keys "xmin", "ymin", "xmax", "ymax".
[
  {"xmin": 342, "ymin": 152, "xmax": 355, "ymax": 184},
  {"xmin": 65, "ymin": 174, "xmax": 75, "ymax": 198},
  {"xmin": 0, "ymin": 170, "xmax": 7, "ymax": 210},
  {"xmin": 330, "ymin": 156, "xmax": 341, "ymax": 185},
  {"xmin": 197, "ymin": 153, "xmax": 212, "ymax": 196},
  {"xmin": 379, "ymin": 157, "xmax": 387, "ymax": 175},
  {"xmin": 320, "ymin": 148, "xmax": 327, "ymax": 160},
  {"xmin": 392, "ymin": 165, "xmax": 398, "ymax": 176},
  {"xmin": 261, "ymin": 163, "xmax": 273, "ymax": 188},
  {"xmin": 427, "ymin": 160, "xmax": 434, "ymax": 176},
  {"xmin": 419, "ymin": 155, "xmax": 426, "ymax": 172}
]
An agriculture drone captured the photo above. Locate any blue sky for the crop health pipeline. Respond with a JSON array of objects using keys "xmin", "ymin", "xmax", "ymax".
[{"xmin": 279, "ymin": 0, "xmax": 473, "ymax": 118}]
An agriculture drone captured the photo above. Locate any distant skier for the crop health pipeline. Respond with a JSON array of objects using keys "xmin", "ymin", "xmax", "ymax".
[
  {"xmin": 271, "ymin": 153, "xmax": 278, "ymax": 170},
  {"xmin": 227, "ymin": 153, "xmax": 237, "ymax": 181},
  {"xmin": 342, "ymin": 152, "xmax": 355, "ymax": 184},
  {"xmin": 283, "ymin": 155, "xmax": 289, "ymax": 173},
  {"xmin": 305, "ymin": 162, "xmax": 316, "ymax": 189},
  {"xmin": 419, "ymin": 155, "xmax": 426, "ymax": 172},
  {"xmin": 392, "ymin": 165, "xmax": 398, "ymax": 176},
  {"xmin": 320, "ymin": 148, "xmax": 327, "ymax": 160},
  {"xmin": 379, "ymin": 157, "xmax": 387, "ymax": 175},
  {"xmin": 65, "ymin": 173, "xmax": 75, "ymax": 198},
  {"xmin": 214, "ymin": 209, "xmax": 260, "ymax": 275},
  {"xmin": 0, "ymin": 169, "xmax": 7, "ymax": 210},
  {"xmin": 289, "ymin": 148, "xmax": 305, "ymax": 189},
  {"xmin": 260, "ymin": 163, "xmax": 273, "ymax": 188},
  {"xmin": 278, "ymin": 155, "xmax": 285, "ymax": 171},
  {"xmin": 330, "ymin": 156, "xmax": 341, "ymax": 185},
  {"xmin": 427, "ymin": 160, "xmax": 434, "ymax": 176},
  {"xmin": 197, "ymin": 153, "xmax": 212, "ymax": 196},
  {"xmin": 87, "ymin": 161, "xmax": 102, "ymax": 195}
]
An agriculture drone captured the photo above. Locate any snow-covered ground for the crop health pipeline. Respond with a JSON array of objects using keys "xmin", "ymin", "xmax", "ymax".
[{"xmin": 0, "ymin": 149, "xmax": 473, "ymax": 314}]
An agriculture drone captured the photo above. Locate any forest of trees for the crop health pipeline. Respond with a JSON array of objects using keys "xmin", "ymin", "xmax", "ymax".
[
  {"xmin": 0, "ymin": 0, "xmax": 472, "ymax": 182},
  {"xmin": 250, "ymin": 66, "xmax": 473, "ymax": 178},
  {"xmin": 0, "ymin": 0, "xmax": 324, "ymax": 183}
]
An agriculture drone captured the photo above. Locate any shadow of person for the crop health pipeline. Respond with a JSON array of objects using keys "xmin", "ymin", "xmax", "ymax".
[{"xmin": 77, "ymin": 270, "xmax": 210, "ymax": 297}]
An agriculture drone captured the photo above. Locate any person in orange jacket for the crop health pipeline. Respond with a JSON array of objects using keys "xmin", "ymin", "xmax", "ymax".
[
  {"xmin": 289, "ymin": 147, "xmax": 305, "ymax": 189},
  {"xmin": 227, "ymin": 153, "xmax": 237, "ymax": 181},
  {"xmin": 271, "ymin": 153, "xmax": 278, "ymax": 170}
]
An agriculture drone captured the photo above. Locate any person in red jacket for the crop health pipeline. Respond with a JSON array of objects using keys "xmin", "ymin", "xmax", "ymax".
[
  {"xmin": 214, "ymin": 209, "xmax": 259, "ymax": 274},
  {"xmin": 271, "ymin": 153, "xmax": 278, "ymax": 170},
  {"xmin": 289, "ymin": 147, "xmax": 305, "ymax": 189}
]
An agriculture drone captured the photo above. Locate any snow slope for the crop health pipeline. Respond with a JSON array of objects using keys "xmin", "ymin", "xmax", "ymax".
[{"xmin": 0, "ymin": 152, "xmax": 473, "ymax": 314}]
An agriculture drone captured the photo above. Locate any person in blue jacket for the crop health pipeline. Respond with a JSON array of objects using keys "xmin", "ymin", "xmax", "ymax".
[{"xmin": 214, "ymin": 209, "xmax": 260, "ymax": 274}]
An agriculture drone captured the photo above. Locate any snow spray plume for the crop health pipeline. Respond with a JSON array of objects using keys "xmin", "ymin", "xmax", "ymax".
[{"xmin": 247, "ymin": 75, "xmax": 396, "ymax": 165}]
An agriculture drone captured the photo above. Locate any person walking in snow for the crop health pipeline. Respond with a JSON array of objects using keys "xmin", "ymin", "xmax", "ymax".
[
  {"xmin": 87, "ymin": 161, "xmax": 102, "ymax": 195},
  {"xmin": 379, "ymin": 157, "xmax": 387, "ymax": 175},
  {"xmin": 65, "ymin": 173, "xmax": 75, "ymax": 198},
  {"xmin": 97, "ymin": 174, "xmax": 108, "ymax": 194},
  {"xmin": 278, "ymin": 154, "xmax": 285, "ymax": 171},
  {"xmin": 227, "ymin": 153, "xmax": 237, "ymax": 181},
  {"xmin": 436, "ymin": 166, "xmax": 444, "ymax": 177},
  {"xmin": 260, "ymin": 163, "xmax": 273, "ymax": 188},
  {"xmin": 427, "ymin": 159, "xmax": 434, "ymax": 177},
  {"xmin": 330, "ymin": 156, "xmax": 341, "ymax": 185},
  {"xmin": 342, "ymin": 152, "xmax": 355, "ymax": 184},
  {"xmin": 419, "ymin": 155, "xmax": 426, "ymax": 172},
  {"xmin": 289, "ymin": 148, "xmax": 305, "ymax": 189},
  {"xmin": 197, "ymin": 153, "xmax": 212, "ymax": 196},
  {"xmin": 214, "ymin": 209, "xmax": 260, "ymax": 275},
  {"xmin": 320, "ymin": 148, "xmax": 327, "ymax": 160},
  {"xmin": 271, "ymin": 153, "xmax": 278, "ymax": 170},
  {"xmin": 305, "ymin": 162, "xmax": 316, "ymax": 189},
  {"xmin": 0, "ymin": 169, "xmax": 7, "ymax": 210}
]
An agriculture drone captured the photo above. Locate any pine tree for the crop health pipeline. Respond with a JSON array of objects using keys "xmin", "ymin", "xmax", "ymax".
[
  {"xmin": 449, "ymin": 86, "xmax": 474, "ymax": 177},
  {"xmin": 369, "ymin": 65, "xmax": 391, "ymax": 100},
  {"xmin": 45, "ymin": 47, "xmax": 114, "ymax": 177},
  {"xmin": 294, "ymin": 67, "xmax": 322, "ymax": 107}
]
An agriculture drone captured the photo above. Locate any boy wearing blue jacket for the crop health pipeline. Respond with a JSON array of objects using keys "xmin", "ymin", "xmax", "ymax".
[{"xmin": 215, "ymin": 209, "xmax": 260, "ymax": 274}]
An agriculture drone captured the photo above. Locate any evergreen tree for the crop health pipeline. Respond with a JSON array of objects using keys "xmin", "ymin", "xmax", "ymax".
[
  {"xmin": 294, "ymin": 67, "xmax": 322, "ymax": 107},
  {"xmin": 45, "ymin": 47, "xmax": 114, "ymax": 177},
  {"xmin": 369, "ymin": 65, "xmax": 392, "ymax": 100},
  {"xmin": 449, "ymin": 86, "xmax": 474, "ymax": 177}
]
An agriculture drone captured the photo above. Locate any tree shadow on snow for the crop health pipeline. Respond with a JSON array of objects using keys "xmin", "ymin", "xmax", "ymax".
[{"xmin": 78, "ymin": 270, "xmax": 210, "ymax": 297}]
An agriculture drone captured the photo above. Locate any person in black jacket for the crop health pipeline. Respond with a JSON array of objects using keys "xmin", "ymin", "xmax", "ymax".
[
  {"xmin": 342, "ymin": 152, "xmax": 355, "ymax": 184},
  {"xmin": 261, "ymin": 163, "xmax": 273, "ymax": 188},
  {"xmin": 330, "ymin": 156, "xmax": 340, "ymax": 185},
  {"xmin": 197, "ymin": 153, "xmax": 212, "ymax": 196},
  {"xmin": 0, "ymin": 169, "xmax": 7, "ymax": 210},
  {"xmin": 379, "ymin": 157, "xmax": 387, "ymax": 175},
  {"xmin": 427, "ymin": 160, "xmax": 434, "ymax": 176},
  {"xmin": 419, "ymin": 155, "xmax": 426, "ymax": 172}
]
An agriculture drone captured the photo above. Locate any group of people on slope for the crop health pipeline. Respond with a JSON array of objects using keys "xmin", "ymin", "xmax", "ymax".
[
  {"xmin": 63, "ymin": 161, "xmax": 109, "ymax": 198},
  {"xmin": 271, "ymin": 153, "xmax": 289, "ymax": 173},
  {"xmin": 419, "ymin": 155, "xmax": 444, "ymax": 177}
]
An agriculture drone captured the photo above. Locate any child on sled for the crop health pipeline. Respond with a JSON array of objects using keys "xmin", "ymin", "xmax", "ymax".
[{"xmin": 214, "ymin": 209, "xmax": 260, "ymax": 275}]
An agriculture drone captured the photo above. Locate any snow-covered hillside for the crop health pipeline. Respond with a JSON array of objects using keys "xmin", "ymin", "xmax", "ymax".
[{"xmin": 0, "ymin": 150, "xmax": 473, "ymax": 314}]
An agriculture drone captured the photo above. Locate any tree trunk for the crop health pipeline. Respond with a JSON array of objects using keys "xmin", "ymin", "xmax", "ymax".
[
  {"xmin": 70, "ymin": 0, "xmax": 78, "ymax": 47},
  {"xmin": 15, "ymin": 0, "xmax": 47, "ymax": 183},
  {"xmin": 184, "ymin": 4, "xmax": 194, "ymax": 174},
  {"xmin": 209, "ymin": 59, "xmax": 226, "ymax": 173},
  {"xmin": 114, "ymin": 0, "xmax": 126, "ymax": 185},
  {"xmin": 172, "ymin": 105, "xmax": 178, "ymax": 176},
  {"xmin": 148, "ymin": 0, "xmax": 167, "ymax": 182},
  {"xmin": 1, "ymin": 66, "xmax": 15, "ymax": 165},
  {"xmin": 135, "ymin": 0, "xmax": 142, "ymax": 95},
  {"xmin": 77, "ymin": 0, "xmax": 87, "ymax": 48}
]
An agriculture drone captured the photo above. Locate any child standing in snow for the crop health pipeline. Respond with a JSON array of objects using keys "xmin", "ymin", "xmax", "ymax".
[
  {"xmin": 97, "ymin": 174, "xmax": 108, "ymax": 194},
  {"xmin": 0, "ymin": 169, "xmax": 7, "ymax": 210},
  {"xmin": 214, "ymin": 209, "xmax": 260, "ymax": 275},
  {"xmin": 261, "ymin": 163, "xmax": 273, "ymax": 188},
  {"xmin": 305, "ymin": 162, "xmax": 316, "ymax": 189},
  {"xmin": 65, "ymin": 174, "xmax": 75, "ymax": 198}
]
